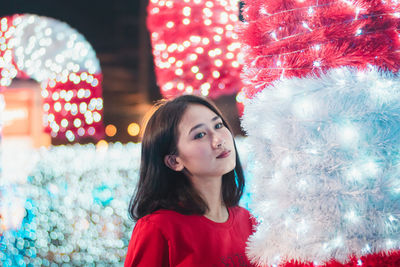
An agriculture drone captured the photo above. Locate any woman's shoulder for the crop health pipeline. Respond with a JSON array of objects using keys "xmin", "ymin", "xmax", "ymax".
[
  {"xmin": 139, "ymin": 209, "xmax": 189, "ymax": 226},
  {"xmin": 230, "ymin": 206, "xmax": 258, "ymax": 228},
  {"xmin": 229, "ymin": 205, "xmax": 251, "ymax": 217}
]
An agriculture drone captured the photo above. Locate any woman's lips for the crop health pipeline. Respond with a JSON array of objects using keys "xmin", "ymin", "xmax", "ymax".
[{"xmin": 217, "ymin": 150, "xmax": 231, "ymax": 158}]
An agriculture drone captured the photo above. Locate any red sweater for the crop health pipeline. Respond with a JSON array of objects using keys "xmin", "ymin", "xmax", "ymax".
[{"xmin": 124, "ymin": 206, "xmax": 257, "ymax": 267}]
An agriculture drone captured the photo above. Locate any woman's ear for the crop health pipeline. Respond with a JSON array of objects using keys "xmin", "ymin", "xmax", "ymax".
[{"xmin": 164, "ymin": 155, "xmax": 184, "ymax": 171}]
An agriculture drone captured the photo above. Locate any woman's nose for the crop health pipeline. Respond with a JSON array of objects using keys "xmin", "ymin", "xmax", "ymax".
[{"xmin": 212, "ymin": 134, "xmax": 224, "ymax": 149}]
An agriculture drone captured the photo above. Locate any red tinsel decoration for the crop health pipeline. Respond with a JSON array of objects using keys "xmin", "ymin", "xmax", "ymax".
[
  {"xmin": 240, "ymin": 0, "xmax": 400, "ymax": 98},
  {"xmin": 147, "ymin": 0, "xmax": 244, "ymax": 99}
]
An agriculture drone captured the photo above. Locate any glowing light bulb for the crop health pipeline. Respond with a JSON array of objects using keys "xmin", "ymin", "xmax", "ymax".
[
  {"xmin": 313, "ymin": 61, "xmax": 321, "ymax": 67},
  {"xmin": 203, "ymin": 8, "xmax": 213, "ymax": 17},
  {"xmin": 302, "ymin": 22, "xmax": 313, "ymax": 31},
  {"xmin": 213, "ymin": 35, "xmax": 222, "ymax": 42},
  {"xmin": 127, "ymin": 123, "xmax": 140, "ymax": 136},
  {"xmin": 296, "ymin": 220, "xmax": 308, "ymax": 235},
  {"xmin": 93, "ymin": 112, "xmax": 101, "ymax": 122},
  {"xmin": 168, "ymin": 57, "xmax": 176, "ymax": 64},
  {"xmin": 61, "ymin": 119, "xmax": 68, "ymax": 128},
  {"xmin": 77, "ymin": 127, "xmax": 85, "ymax": 136},
  {"xmin": 270, "ymin": 31, "xmax": 278, "ymax": 41},
  {"xmin": 195, "ymin": 73, "xmax": 203, "ymax": 80},
  {"xmin": 212, "ymin": 70, "xmax": 220, "ymax": 78},
  {"xmin": 189, "ymin": 54, "xmax": 198, "ymax": 61},
  {"xmin": 54, "ymin": 102, "xmax": 62, "ymax": 112},
  {"xmin": 204, "ymin": 19, "xmax": 212, "ymax": 26},
  {"xmin": 345, "ymin": 210, "xmax": 359, "ymax": 223},
  {"xmin": 346, "ymin": 167, "xmax": 363, "ymax": 181},
  {"xmin": 200, "ymin": 82, "xmax": 211, "ymax": 91},
  {"xmin": 205, "ymin": 1, "xmax": 213, "ymax": 8},
  {"xmin": 52, "ymin": 92, "xmax": 60, "ymax": 101},
  {"xmin": 281, "ymin": 156, "xmax": 292, "ymax": 168},
  {"xmin": 183, "ymin": 7, "xmax": 191, "ymax": 16},
  {"xmin": 66, "ymin": 130, "xmax": 75, "ymax": 142},
  {"xmin": 191, "ymin": 66, "xmax": 199, "ymax": 73},
  {"xmin": 293, "ymin": 97, "xmax": 315, "ymax": 119},
  {"xmin": 177, "ymin": 82, "xmax": 185, "ymax": 90},
  {"xmin": 165, "ymin": 1, "xmax": 173, "ymax": 7},
  {"xmin": 195, "ymin": 47, "xmax": 204, "ymax": 54},
  {"xmin": 339, "ymin": 124, "xmax": 359, "ymax": 145},
  {"xmin": 43, "ymin": 103, "xmax": 50, "ymax": 111},
  {"xmin": 186, "ymin": 86, "xmax": 193, "ymax": 93},
  {"xmin": 363, "ymin": 161, "xmax": 379, "ymax": 176},
  {"xmin": 163, "ymin": 82, "xmax": 174, "ymax": 91},
  {"xmin": 176, "ymin": 60, "xmax": 183, "ymax": 67},
  {"xmin": 73, "ymin": 118, "xmax": 82, "ymax": 128},
  {"xmin": 214, "ymin": 59, "xmax": 223, "ymax": 67}
]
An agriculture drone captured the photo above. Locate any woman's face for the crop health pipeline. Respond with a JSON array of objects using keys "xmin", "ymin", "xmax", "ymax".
[{"xmin": 171, "ymin": 104, "xmax": 236, "ymax": 179}]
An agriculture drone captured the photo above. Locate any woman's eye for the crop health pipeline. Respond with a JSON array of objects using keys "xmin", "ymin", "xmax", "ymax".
[
  {"xmin": 194, "ymin": 132, "xmax": 205, "ymax": 139},
  {"xmin": 215, "ymin": 122, "xmax": 223, "ymax": 129}
]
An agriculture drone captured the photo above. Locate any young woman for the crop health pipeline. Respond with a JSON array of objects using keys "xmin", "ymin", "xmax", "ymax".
[{"xmin": 124, "ymin": 95, "xmax": 256, "ymax": 267}]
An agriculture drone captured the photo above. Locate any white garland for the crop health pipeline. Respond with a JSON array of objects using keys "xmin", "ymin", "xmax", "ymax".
[{"xmin": 242, "ymin": 67, "xmax": 400, "ymax": 266}]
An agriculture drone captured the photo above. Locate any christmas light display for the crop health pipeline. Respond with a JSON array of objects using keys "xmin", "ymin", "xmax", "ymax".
[
  {"xmin": 147, "ymin": 0, "xmax": 244, "ymax": 99},
  {"xmin": 0, "ymin": 143, "xmax": 141, "ymax": 266},
  {"xmin": 0, "ymin": 14, "xmax": 104, "ymax": 142},
  {"xmin": 0, "ymin": 17, "xmax": 18, "ymax": 87},
  {"xmin": 240, "ymin": 0, "xmax": 400, "ymax": 266},
  {"xmin": 0, "ymin": 94, "xmax": 4, "ymax": 177}
]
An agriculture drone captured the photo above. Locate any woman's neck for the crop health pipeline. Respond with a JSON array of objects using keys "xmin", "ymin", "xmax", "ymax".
[
  {"xmin": 204, "ymin": 202, "xmax": 229, "ymax": 223},
  {"xmin": 190, "ymin": 175, "xmax": 229, "ymax": 223}
]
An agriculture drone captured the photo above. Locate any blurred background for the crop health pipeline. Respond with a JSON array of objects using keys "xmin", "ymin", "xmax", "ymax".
[{"xmin": 0, "ymin": 0, "xmax": 243, "ymax": 146}]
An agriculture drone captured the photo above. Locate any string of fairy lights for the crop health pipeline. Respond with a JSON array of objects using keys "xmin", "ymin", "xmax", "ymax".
[{"xmin": 0, "ymin": 17, "xmax": 18, "ymax": 87}]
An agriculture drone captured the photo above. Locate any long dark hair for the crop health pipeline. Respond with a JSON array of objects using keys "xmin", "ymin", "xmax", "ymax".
[{"xmin": 129, "ymin": 95, "xmax": 245, "ymax": 221}]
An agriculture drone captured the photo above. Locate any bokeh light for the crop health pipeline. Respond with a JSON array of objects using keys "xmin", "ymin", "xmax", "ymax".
[
  {"xmin": 105, "ymin": 124, "xmax": 117, "ymax": 137},
  {"xmin": 127, "ymin": 123, "xmax": 140, "ymax": 137}
]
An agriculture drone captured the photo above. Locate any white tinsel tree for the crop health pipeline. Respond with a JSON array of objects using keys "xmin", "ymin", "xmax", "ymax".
[{"xmin": 240, "ymin": 0, "xmax": 400, "ymax": 266}]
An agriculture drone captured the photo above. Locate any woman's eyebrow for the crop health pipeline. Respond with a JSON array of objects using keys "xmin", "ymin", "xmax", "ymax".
[
  {"xmin": 188, "ymin": 116, "xmax": 220, "ymax": 134},
  {"xmin": 211, "ymin": 116, "xmax": 220, "ymax": 121}
]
